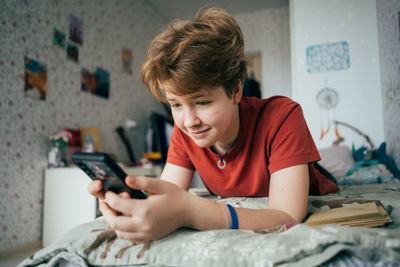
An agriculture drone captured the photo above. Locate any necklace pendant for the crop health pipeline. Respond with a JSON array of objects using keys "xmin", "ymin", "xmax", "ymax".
[{"xmin": 217, "ymin": 159, "xmax": 227, "ymax": 169}]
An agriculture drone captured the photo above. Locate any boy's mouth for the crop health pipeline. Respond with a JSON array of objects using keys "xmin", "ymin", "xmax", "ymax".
[{"xmin": 189, "ymin": 128, "xmax": 210, "ymax": 139}]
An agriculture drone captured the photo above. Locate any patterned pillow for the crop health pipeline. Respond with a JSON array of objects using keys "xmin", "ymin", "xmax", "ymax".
[{"xmin": 318, "ymin": 146, "xmax": 355, "ymax": 178}]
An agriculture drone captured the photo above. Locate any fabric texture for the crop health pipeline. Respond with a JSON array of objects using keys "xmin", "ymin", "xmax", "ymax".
[
  {"xmin": 167, "ymin": 96, "xmax": 338, "ymax": 197},
  {"xmin": 19, "ymin": 183, "xmax": 400, "ymax": 267}
]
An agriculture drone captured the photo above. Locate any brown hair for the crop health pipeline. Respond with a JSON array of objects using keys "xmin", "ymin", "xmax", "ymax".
[{"xmin": 140, "ymin": 7, "xmax": 247, "ymax": 102}]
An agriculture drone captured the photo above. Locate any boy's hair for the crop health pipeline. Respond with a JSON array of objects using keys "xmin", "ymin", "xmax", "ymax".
[{"xmin": 140, "ymin": 7, "xmax": 247, "ymax": 102}]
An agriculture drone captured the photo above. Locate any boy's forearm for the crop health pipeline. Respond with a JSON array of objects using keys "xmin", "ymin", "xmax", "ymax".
[
  {"xmin": 235, "ymin": 208, "xmax": 298, "ymax": 229},
  {"xmin": 185, "ymin": 195, "xmax": 298, "ymax": 231},
  {"xmin": 185, "ymin": 195, "xmax": 227, "ymax": 230}
]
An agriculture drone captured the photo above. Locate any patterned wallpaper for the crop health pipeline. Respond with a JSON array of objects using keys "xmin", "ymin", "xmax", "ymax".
[
  {"xmin": 377, "ymin": 0, "xmax": 400, "ymax": 168},
  {"xmin": 0, "ymin": 0, "xmax": 165, "ymax": 250}
]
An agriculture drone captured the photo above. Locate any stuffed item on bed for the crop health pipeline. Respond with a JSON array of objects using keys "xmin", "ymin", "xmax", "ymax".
[
  {"xmin": 338, "ymin": 161, "xmax": 399, "ymax": 185},
  {"xmin": 19, "ymin": 183, "xmax": 400, "ymax": 267},
  {"xmin": 318, "ymin": 143, "xmax": 400, "ymax": 186}
]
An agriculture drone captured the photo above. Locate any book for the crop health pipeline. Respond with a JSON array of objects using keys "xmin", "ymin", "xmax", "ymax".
[{"xmin": 304, "ymin": 202, "xmax": 392, "ymax": 228}]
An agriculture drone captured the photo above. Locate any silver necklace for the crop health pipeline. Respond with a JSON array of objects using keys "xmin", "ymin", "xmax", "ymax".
[
  {"xmin": 216, "ymin": 142, "xmax": 235, "ymax": 169},
  {"xmin": 217, "ymin": 156, "xmax": 227, "ymax": 169}
]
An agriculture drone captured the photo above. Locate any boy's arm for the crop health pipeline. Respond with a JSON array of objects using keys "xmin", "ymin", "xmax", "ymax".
[
  {"xmin": 159, "ymin": 163, "xmax": 194, "ymax": 191},
  {"xmin": 100, "ymin": 163, "xmax": 309, "ymax": 242},
  {"xmin": 267, "ymin": 163, "xmax": 309, "ymax": 223},
  {"xmin": 188, "ymin": 163, "xmax": 309, "ymax": 230}
]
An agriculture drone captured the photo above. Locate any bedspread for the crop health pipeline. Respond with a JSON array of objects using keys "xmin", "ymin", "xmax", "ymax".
[{"xmin": 19, "ymin": 184, "xmax": 400, "ymax": 267}]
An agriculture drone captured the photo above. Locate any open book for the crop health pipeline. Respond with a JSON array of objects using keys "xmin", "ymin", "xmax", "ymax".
[{"xmin": 305, "ymin": 202, "xmax": 392, "ymax": 227}]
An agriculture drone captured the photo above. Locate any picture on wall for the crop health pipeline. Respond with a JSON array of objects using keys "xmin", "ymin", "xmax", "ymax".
[
  {"xmin": 67, "ymin": 43, "xmax": 79, "ymax": 62},
  {"xmin": 81, "ymin": 67, "xmax": 110, "ymax": 99},
  {"xmin": 69, "ymin": 14, "xmax": 83, "ymax": 45},
  {"xmin": 306, "ymin": 41, "xmax": 350, "ymax": 73},
  {"xmin": 24, "ymin": 57, "xmax": 47, "ymax": 100},
  {"xmin": 53, "ymin": 28, "xmax": 66, "ymax": 49},
  {"xmin": 122, "ymin": 48, "xmax": 133, "ymax": 74}
]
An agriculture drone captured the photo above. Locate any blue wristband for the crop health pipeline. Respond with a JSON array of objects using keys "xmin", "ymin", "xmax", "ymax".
[{"xmin": 226, "ymin": 204, "xmax": 239, "ymax": 229}]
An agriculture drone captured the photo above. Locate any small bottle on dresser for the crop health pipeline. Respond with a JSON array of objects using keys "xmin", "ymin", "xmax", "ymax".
[{"xmin": 83, "ymin": 136, "xmax": 94, "ymax": 153}]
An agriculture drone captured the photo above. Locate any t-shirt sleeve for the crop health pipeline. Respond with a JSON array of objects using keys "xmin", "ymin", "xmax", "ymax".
[
  {"xmin": 166, "ymin": 126, "xmax": 195, "ymax": 170},
  {"xmin": 268, "ymin": 102, "xmax": 320, "ymax": 174}
]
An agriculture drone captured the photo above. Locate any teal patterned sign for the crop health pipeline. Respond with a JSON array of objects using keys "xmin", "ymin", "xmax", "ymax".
[{"xmin": 306, "ymin": 41, "xmax": 350, "ymax": 73}]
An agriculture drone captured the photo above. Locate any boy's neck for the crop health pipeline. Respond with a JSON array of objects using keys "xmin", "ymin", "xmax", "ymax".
[{"xmin": 212, "ymin": 104, "xmax": 240, "ymax": 155}]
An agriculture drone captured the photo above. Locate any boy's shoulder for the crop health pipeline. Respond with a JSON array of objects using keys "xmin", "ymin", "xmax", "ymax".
[{"xmin": 241, "ymin": 96, "xmax": 300, "ymax": 116}]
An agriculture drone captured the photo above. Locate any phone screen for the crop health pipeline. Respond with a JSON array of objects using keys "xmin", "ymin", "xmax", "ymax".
[
  {"xmin": 72, "ymin": 152, "xmax": 147, "ymax": 199},
  {"xmin": 82, "ymin": 160, "xmax": 130, "ymax": 195},
  {"xmin": 83, "ymin": 160, "xmax": 119, "ymax": 182}
]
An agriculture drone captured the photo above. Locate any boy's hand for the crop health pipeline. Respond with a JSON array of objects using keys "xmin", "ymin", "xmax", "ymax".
[
  {"xmin": 100, "ymin": 175, "xmax": 195, "ymax": 243},
  {"xmin": 88, "ymin": 179, "xmax": 131, "ymax": 200}
]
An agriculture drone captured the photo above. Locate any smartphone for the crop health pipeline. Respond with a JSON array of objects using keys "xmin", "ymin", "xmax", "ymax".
[{"xmin": 72, "ymin": 151, "xmax": 147, "ymax": 199}]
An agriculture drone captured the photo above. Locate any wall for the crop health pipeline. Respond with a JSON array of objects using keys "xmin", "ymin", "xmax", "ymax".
[
  {"xmin": 290, "ymin": 0, "xmax": 385, "ymax": 151},
  {"xmin": 377, "ymin": 0, "xmax": 400, "ymax": 167},
  {"xmin": 235, "ymin": 7, "xmax": 292, "ymax": 98},
  {"xmin": 0, "ymin": 0, "xmax": 165, "ymax": 251}
]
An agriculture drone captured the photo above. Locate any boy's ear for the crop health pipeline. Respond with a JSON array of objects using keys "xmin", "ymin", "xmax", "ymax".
[{"xmin": 232, "ymin": 80, "xmax": 243, "ymax": 104}]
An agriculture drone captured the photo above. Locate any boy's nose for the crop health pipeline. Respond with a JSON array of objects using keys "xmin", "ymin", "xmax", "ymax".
[{"xmin": 184, "ymin": 109, "xmax": 201, "ymax": 128}]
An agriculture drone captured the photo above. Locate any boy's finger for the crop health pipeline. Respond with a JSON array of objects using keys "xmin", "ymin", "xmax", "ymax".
[
  {"xmin": 88, "ymin": 180, "xmax": 105, "ymax": 200},
  {"xmin": 119, "ymin": 192, "xmax": 131, "ymax": 199},
  {"xmin": 104, "ymin": 191, "xmax": 135, "ymax": 215},
  {"xmin": 125, "ymin": 175, "xmax": 168, "ymax": 194}
]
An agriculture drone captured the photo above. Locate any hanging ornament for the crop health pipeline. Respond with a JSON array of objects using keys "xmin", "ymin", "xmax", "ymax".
[{"xmin": 316, "ymin": 85, "xmax": 339, "ymax": 141}]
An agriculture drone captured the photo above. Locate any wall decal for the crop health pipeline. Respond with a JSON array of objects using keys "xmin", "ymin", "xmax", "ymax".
[
  {"xmin": 24, "ymin": 57, "xmax": 47, "ymax": 100},
  {"xmin": 81, "ymin": 67, "xmax": 110, "ymax": 99},
  {"xmin": 122, "ymin": 48, "xmax": 133, "ymax": 74},
  {"xmin": 69, "ymin": 14, "xmax": 83, "ymax": 45},
  {"xmin": 306, "ymin": 41, "xmax": 350, "ymax": 73},
  {"xmin": 66, "ymin": 43, "xmax": 79, "ymax": 62},
  {"xmin": 53, "ymin": 28, "xmax": 66, "ymax": 49}
]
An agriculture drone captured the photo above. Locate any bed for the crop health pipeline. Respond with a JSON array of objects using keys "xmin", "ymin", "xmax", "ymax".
[{"xmin": 19, "ymin": 145, "xmax": 400, "ymax": 267}]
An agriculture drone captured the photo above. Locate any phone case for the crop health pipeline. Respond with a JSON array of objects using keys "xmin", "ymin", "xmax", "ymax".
[{"xmin": 72, "ymin": 152, "xmax": 147, "ymax": 199}]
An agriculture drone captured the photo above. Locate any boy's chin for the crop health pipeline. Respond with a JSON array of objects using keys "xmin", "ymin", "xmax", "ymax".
[{"xmin": 191, "ymin": 139, "xmax": 213, "ymax": 149}]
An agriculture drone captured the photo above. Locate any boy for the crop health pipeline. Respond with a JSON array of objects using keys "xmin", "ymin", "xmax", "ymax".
[{"xmin": 89, "ymin": 7, "xmax": 338, "ymax": 243}]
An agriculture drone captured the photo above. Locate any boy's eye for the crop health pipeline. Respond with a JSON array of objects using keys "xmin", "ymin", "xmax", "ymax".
[
  {"xmin": 196, "ymin": 101, "xmax": 210, "ymax": 105},
  {"xmin": 169, "ymin": 103, "xmax": 181, "ymax": 109}
]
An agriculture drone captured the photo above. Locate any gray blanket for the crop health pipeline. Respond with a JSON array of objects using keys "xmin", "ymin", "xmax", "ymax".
[{"xmin": 19, "ymin": 184, "xmax": 400, "ymax": 267}]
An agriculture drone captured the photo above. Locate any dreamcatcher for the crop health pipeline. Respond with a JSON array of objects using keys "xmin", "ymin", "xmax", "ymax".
[{"xmin": 316, "ymin": 86, "xmax": 341, "ymax": 142}]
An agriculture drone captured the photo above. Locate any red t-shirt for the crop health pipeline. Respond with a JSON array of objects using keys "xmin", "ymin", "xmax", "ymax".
[{"xmin": 167, "ymin": 96, "xmax": 339, "ymax": 197}]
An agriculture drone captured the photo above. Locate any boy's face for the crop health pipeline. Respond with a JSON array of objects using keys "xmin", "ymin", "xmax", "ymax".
[{"xmin": 165, "ymin": 86, "xmax": 241, "ymax": 151}]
